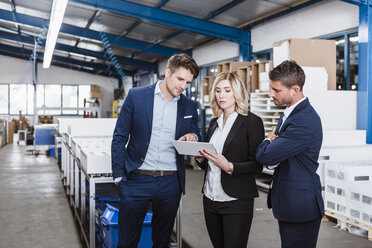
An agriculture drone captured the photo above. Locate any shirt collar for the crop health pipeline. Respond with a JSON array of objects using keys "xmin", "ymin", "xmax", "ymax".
[
  {"xmin": 217, "ymin": 112, "xmax": 238, "ymax": 128},
  {"xmin": 284, "ymin": 96, "xmax": 307, "ymax": 118},
  {"xmin": 155, "ymin": 81, "xmax": 180, "ymax": 101}
]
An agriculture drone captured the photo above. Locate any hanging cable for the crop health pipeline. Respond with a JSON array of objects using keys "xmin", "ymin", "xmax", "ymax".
[
  {"xmin": 16, "ymin": 24, "xmax": 48, "ymax": 85},
  {"xmin": 95, "ymin": 12, "xmax": 126, "ymax": 83}
]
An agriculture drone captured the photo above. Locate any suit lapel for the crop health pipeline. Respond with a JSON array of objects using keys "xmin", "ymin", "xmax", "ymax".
[
  {"xmin": 280, "ymin": 98, "xmax": 310, "ymax": 133},
  {"xmin": 222, "ymin": 114, "xmax": 244, "ymax": 154},
  {"xmin": 206, "ymin": 119, "xmax": 218, "ymax": 142},
  {"xmin": 175, "ymin": 96, "xmax": 185, "ymax": 139},
  {"xmin": 144, "ymin": 84, "xmax": 156, "ymax": 130}
]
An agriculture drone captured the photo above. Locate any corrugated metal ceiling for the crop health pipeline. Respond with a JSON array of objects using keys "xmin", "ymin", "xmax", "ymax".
[{"xmin": 0, "ymin": 0, "xmax": 315, "ymax": 76}]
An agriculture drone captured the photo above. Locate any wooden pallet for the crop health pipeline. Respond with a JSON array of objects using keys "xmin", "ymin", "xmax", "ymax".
[{"xmin": 323, "ymin": 210, "xmax": 372, "ymax": 241}]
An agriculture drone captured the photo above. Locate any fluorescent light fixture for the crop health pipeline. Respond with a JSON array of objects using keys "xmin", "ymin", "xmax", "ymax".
[{"xmin": 43, "ymin": 0, "xmax": 68, "ymax": 68}]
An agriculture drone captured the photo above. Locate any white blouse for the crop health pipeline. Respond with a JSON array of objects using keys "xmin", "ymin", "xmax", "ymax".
[{"xmin": 204, "ymin": 112, "xmax": 238, "ymax": 202}]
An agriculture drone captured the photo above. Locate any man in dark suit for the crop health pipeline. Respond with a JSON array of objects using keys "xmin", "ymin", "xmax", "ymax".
[
  {"xmin": 111, "ymin": 53, "xmax": 200, "ymax": 248},
  {"xmin": 256, "ymin": 60, "xmax": 324, "ymax": 248}
]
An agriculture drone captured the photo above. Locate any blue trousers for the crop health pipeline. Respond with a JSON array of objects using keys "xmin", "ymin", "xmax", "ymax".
[
  {"xmin": 117, "ymin": 173, "xmax": 181, "ymax": 248},
  {"xmin": 278, "ymin": 218, "xmax": 321, "ymax": 248}
]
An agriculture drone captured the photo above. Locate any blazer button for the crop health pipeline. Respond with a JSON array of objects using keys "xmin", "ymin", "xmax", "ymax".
[
  {"xmin": 141, "ymin": 157, "xmax": 145, "ymax": 162},
  {"xmin": 146, "ymin": 142, "xmax": 149, "ymax": 146}
]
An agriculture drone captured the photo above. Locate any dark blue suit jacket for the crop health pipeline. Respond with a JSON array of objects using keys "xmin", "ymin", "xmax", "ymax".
[
  {"xmin": 111, "ymin": 83, "xmax": 200, "ymax": 194},
  {"xmin": 256, "ymin": 98, "xmax": 324, "ymax": 222}
]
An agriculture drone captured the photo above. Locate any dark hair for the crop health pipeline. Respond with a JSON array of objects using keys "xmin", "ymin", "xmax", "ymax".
[
  {"xmin": 167, "ymin": 53, "xmax": 199, "ymax": 80},
  {"xmin": 269, "ymin": 60, "xmax": 305, "ymax": 91}
]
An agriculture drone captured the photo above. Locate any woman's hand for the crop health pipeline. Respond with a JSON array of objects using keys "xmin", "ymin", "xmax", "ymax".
[
  {"xmin": 193, "ymin": 155, "xmax": 204, "ymax": 163},
  {"xmin": 199, "ymin": 149, "xmax": 231, "ymax": 173}
]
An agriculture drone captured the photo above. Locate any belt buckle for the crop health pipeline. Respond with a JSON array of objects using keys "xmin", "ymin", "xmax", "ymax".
[{"xmin": 152, "ymin": 171, "xmax": 158, "ymax": 177}]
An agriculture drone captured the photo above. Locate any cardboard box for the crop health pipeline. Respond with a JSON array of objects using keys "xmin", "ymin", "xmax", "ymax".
[
  {"xmin": 90, "ymin": 84, "xmax": 102, "ymax": 99},
  {"xmin": 202, "ymin": 76, "xmax": 215, "ymax": 103},
  {"xmin": 8, "ymin": 121, "xmax": 14, "ymax": 144},
  {"xmin": 38, "ymin": 115, "xmax": 54, "ymax": 124},
  {"xmin": 273, "ymin": 38, "xmax": 336, "ymax": 90},
  {"xmin": 258, "ymin": 60, "xmax": 273, "ymax": 73},
  {"xmin": 237, "ymin": 64, "xmax": 259, "ymax": 93},
  {"xmin": 216, "ymin": 61, "xmax": 255, "ymax": 74},
  {"xmin": 258, "ymin": 61, "xmax": 273, "ymax": 92}
]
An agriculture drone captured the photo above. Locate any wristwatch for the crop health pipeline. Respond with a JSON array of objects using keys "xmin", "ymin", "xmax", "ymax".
[{"xmin": 226, "ymin": 162, "xmax": 234, "ymax": 175}]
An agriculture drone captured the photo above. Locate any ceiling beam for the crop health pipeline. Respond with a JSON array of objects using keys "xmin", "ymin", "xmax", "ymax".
[
  {"xmin": 339, "ymin": 0, "xmax": 368, "ymax": 5},
  {"xmin": 206, "ymin": 0, "xmax": 245, "ymax": 19},
  {"xmin": 0, "ymin": 9, "xmax": 187, "ymax": 57},
  {"xmin": 74, "ymin": 9, "xmax": 99, "ymax": 47},
  {"xmin": 0, "ymin": 30, "xmax": 156, "ymax": 71},
  {"xmin": 8, "ymin": 0, "xmax": 16, "ymax": 11},
  {"xmin": 69, "ymin": 0, "xmax": 246, "ymax": 43},
  {"xmin": 0, "ymin": 43, "xmax": 136, "ymax": 76},
  {"xmin": 131, "ymin": 0, "xmax": 245, "ymax": 58},
  {"xmin": 240, "ymin": 0, "xmax": 324, "ymax": 29},
  {"xmin": 121, "ymin": 0, "xmax": 170, "ymax": 37}
]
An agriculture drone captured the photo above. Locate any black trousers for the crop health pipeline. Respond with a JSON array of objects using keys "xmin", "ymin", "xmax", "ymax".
[
  {"xmin": 278, "ymin": 218, "xmax": 322, "ymax": 248},
  {"xmin": 203, "ymin": 195, "xmax": 254, "ymax": 248}
]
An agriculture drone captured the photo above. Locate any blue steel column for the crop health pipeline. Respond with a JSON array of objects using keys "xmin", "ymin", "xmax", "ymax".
[
  {"xmin": 344, "ymin": 34, "xmax": 350, "ymax": 90},
  {"xmin": 239, "ymin": 31, "xmax": 251, "ymax": 61},
  {"xmin": 357, "ymin": 3, "xmax": 372, "ymax": 143}
]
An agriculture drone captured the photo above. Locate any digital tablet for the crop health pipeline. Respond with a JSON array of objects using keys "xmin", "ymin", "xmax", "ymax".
[{"xmin": 172, "ymin": 140, "xmax": 217, "ymax": 156}]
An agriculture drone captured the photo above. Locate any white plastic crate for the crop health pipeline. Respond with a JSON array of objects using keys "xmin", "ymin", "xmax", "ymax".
[
  {"xmin": 347, "ymin": 184, "xmax": 372, "ymax": 226},
  {"xmin": 324, "ymin": 161, "xmax": 372, "ymax": 226},
  {"xmin": 320, "ymin": 145, "xmax": 372, "ymax": 161},
  {"xmin": 325, "ymin": 160, "xmax": 372, "ymax": 183},
  {"xmin": 80, "ymin": 148, "xmax": 112, "ymax": 175}
]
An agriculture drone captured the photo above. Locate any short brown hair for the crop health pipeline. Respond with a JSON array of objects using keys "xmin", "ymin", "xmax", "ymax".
[
  {"xmin": 269, "ymin": 60, "xmax": 305, "ymax": 91},
  {"xmin": 167, "ymin": 53, "xmax": 199, "ymax": 80}
]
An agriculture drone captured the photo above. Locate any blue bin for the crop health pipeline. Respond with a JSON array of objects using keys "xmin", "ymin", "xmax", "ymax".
[
  {"xmin": 138, "ymin": 212, "xmax": 153, "ymax": 248},
  {"xmin": 49, "ymin": 147, "xmax": 55, "ymax": 157},
  {"xmin": 98, "ymin": 204, "xmax": 153, "ymax": 248},
  {"xmin": 102, "ymin": 204, "xmax": 119, "ymax": 224}
]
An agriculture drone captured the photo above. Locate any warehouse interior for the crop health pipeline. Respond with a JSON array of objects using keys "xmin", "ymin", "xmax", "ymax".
[{"xmin": 0, "ymin": 0, "xmax": 372, "ymax": 247}]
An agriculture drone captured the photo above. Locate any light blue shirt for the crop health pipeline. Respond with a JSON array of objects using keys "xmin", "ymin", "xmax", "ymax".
[{"xmin": 138, "ymin": 81, "xmax": 179, "ymax": 171}]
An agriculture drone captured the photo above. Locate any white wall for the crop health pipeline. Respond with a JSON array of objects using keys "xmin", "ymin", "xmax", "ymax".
[
  {"xmin": 251, "ymin": 0, "xmax": 359, "ymax": 52},
  {"xmin": 158, "ymin": 59, "xmax": 168, "ymax": 77},
  {"xmin": 0, "ymin": 54, "xmax": 116, "ymax": 117},
  {"xmin": 188, "ymin": 0, "xmax": 359, "ymax": 67},
  {"xmin": 193, "ymin": 40, "xmax": 239, "ymax": 66}
]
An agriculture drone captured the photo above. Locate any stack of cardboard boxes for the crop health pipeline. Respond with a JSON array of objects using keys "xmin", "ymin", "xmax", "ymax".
[
  {"xmin": 38, "ymin": 115, "xmax": 54, "ymax": 124},
  {"xmin": 202, "ymin": 60, "xmax": 274, "ymax": 104},
  {"xmin": 90, "ymin": 85, "xmax": 102, "ymax": 99}
]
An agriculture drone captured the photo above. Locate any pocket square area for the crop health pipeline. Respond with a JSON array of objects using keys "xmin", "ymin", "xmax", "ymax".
[{"xmin": 184, "ymin": 115, "xmax": 192, "ymax": 119}]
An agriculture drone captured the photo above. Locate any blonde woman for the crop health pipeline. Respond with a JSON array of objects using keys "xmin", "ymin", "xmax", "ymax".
[{"xmin": 196, "ymin": 71, "xmax": 264, "ymax": 248}]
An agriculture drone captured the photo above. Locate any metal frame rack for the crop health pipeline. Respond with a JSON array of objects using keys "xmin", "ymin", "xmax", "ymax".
[{"xmin": 58, "ymin": 118, "xmax": 183, "ymax": 248}]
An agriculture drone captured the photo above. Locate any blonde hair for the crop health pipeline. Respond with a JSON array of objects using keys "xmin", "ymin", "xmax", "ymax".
[{"xmin": 210, "ymin": 71, "xmax": 249, "ymax": 118}]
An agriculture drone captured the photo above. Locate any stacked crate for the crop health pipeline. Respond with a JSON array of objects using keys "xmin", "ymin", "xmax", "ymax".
[
  {"xmin": 324, "ymin": 161, "xmax": 372, "ymax": 239},
  {"xmin": 216, "ymin": 61, "xmax": 254, "ymax": 74},
  {"xmin": 250, "ymin": 92, "xmax": 285, "ymax": 136},
  {"xmin": 215, "ymin": 61, "xmax": 273, "ymax": 93}
]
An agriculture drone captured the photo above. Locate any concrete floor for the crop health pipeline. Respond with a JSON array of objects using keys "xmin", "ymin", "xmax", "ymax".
[
  {"xmin": 0, "ymin": 143, "xmax": 82, "ymax": 248},
  {"xmin": 183, "ymin": 168, "xmax": 372, "ymax": 248},
  {"xmin": 0, "ymin": 143, "xmax": 371, "ymax": 248}
]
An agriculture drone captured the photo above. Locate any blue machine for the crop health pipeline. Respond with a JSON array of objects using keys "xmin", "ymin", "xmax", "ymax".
[{"xmin": 34, "ymin": 125, "xmax": 55, "ymax": 146}]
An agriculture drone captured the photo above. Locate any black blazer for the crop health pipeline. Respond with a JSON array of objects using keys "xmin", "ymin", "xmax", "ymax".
[{"xmin": 197, "ymin": 112, "xmax": 265, "ymax": 199}]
